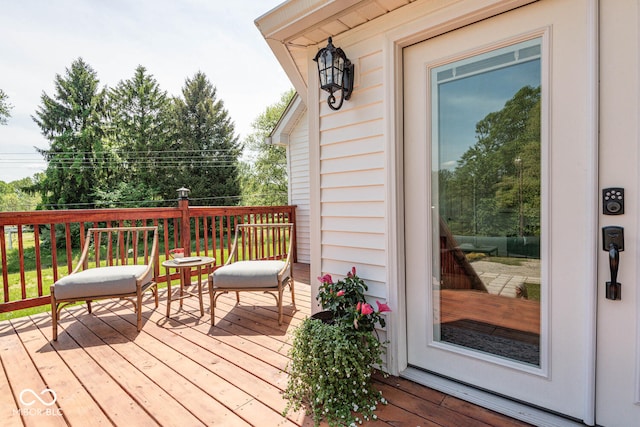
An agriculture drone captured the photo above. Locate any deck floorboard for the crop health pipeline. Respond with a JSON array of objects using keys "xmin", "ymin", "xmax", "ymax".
[{"xmin": 0, "ymin": 264, "xmax": 532, "ymax": 426}]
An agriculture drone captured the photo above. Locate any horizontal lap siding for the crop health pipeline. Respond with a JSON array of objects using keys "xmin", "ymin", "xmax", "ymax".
[
  {"xmin": 319, "ymin": 43, "xmax": 387, "ymax": 302},
  {"xmin": 289, "ymin": 110, "xmax": 311, "ymax": 263}
]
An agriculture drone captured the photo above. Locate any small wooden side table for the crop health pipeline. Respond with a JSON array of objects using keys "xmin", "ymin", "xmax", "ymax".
[{"xmin": 162, "ymin": 256, "xmax": 215, "ymax": 318}]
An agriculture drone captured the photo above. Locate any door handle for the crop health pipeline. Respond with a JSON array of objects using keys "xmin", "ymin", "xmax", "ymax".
[
  {"xmin": 607, "ymin": 243, "xmax": 620, "ymax": 300},
  {"xmin": 602, "ymin": 226, "xmax": 624, "ymax": 300}
]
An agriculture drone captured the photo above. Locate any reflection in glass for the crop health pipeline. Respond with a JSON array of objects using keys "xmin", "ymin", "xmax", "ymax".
[{"xmin": 431, "ymin": 39, "xmax": 542, "ymax": 366}]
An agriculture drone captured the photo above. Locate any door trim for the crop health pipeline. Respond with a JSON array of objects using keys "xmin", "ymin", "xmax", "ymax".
[
  {"xmin": 401, "ymin": 367, "xmax": 587, "ymax": 427},
  {"xmin": 388, "ymin": 1, "xmax": 600, "ymax": 424},
  {"xmin": 384, "ymin": 0, "xmax": 540, "ymax": 381},
  {"xmin": 584, "ymin": 1, "xmax": 599, "ymax": 424}
]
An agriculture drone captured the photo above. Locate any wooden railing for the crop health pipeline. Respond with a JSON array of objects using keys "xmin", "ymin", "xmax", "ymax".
[{"xmin": 0, "ymin": 203, "xmax": 296, "ymax": 313}]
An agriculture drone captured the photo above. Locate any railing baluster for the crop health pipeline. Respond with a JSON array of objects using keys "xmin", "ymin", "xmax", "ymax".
[
  {"xmin": 50, "ymin": 224, "xmax": 58, "ymax": 283},
  {"xmin": 212, "ymin": 216, "xmax": 218, "ymax": 265},
  {"xmin": 195, "ymin": 217, "xmax": 201, "ymax": 255},
  {"xmin": 34, "ymin": 227, "xmax": 42, "ymax": 296},
  {"xmin": 0, "ymin": 205, "xmax": 296, "ymax": 314},
  {"xmin": 64, "ymin": 223, "xmax": 72, "ymax": 274},
  {"xmin": 17, "ymin": 227, "xmax": 26, "ymax": 299},
  {"xmin": 0, "ymin": 227, "xmax": 8, "ymax": 303},
  {"xmin": 203, "ymin": 216, "xmax": 209, "ymax": 257}
]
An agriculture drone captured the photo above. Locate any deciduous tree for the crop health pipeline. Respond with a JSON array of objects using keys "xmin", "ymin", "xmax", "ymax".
[
  {"xmin": 444, "ymin": 85, "xmax": 541, "ymax": 236},
  {"xmin": 240, "ymin": 89, "xmax": 294, "ymax": 206}
]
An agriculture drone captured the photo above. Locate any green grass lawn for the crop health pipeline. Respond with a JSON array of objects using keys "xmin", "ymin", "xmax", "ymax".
[{"xmin": 0, "ymin": 233, "xmax": 230, "ymax": 321}]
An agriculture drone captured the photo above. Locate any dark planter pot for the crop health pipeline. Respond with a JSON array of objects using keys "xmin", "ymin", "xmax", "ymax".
[{"xmin": 310, "ymin": 310, "xmax": 334, "ymax": 324}]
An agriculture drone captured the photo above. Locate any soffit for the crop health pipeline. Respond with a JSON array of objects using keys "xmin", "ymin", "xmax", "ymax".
[{"xmin": 255, "ymin": 0, "xmax": 418, "ymax": 99}]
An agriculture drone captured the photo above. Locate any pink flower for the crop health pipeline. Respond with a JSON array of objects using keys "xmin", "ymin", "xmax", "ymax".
[
  {"xmin": 336, "ymin": 290, "xmax": 345, "ymax": 297},
  {"xmin": 347, "ymin": 266, "xmax": 356, "ymax": 278},
  {"xmin": 356, "ymin": 302, "xmax": 362, "ymax": 312},
  {"xmin": 376, "ymin": 301, "xmax": 391, "ymax": 313},
  {"xmin": 317, "ymin": 274, "xmax": 333, "ymax": 284},
  {"xmin": 360, "ymin": 303, "xmax": 374, "ymax": 316}
]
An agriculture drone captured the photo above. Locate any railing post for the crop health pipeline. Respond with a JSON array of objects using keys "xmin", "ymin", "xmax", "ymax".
[{"xmin": 177, "ymin": 188, "xmax": 191, "ymax": 256}]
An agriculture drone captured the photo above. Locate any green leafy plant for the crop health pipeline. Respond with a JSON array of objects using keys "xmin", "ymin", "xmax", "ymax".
[
  {"xmin": 284, "ymin": 267, "xmax": 391, "ymax": 426},
  {"xmin": 284, "ymin": 318, "xmax": 386, "ymax": 426}
]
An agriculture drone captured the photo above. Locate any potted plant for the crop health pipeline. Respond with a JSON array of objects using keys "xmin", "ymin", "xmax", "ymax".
[{"xmin": 283, "ymin": 267, "xmax": 391, "ymax": 426}]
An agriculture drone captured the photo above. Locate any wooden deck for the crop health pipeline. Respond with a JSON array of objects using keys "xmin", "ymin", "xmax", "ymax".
[{"xmin": 0, "ymin": 264, "xmax": 533, "ymax": 427}]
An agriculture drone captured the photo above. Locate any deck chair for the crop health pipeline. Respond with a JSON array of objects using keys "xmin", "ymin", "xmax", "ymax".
[
  {"xmin": 50, "ymin": 226, "xmax": 159, "ymax": 341},
  {"xmin": 208, "ymin": 223, "xmax": 295, "ymax": 325}
]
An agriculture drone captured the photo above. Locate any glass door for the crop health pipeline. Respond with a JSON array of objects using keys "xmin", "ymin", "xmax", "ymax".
[{"xmin": 403, "ymin": 1, "xmax": 595, "ymax": 421}]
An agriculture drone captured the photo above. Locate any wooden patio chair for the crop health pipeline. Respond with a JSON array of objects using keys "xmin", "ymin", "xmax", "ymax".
[
  {"xmin": 208, "ymin": 223, "xmax": 295, "ymax": 325},
  {"xmin": 50, "ymin": 226, "xmax": 159, "ymax": 341}
]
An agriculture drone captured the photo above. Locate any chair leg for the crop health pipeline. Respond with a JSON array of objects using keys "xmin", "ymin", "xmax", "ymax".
[
  {"xmin": 136, "ymin": 291, "xmax": 143, "ymax": 332},
  {"xmin": 50, "ymin": 288, "xmax": 58, "ymax": 341},
  {"xmin": 290, "ymin": 278, "xmax": 296, "ymax": 309},
  {"xmin": 208, "ymin": 276, "xmax": 215, "ymax": 326},
  {"xmin": 153, "ymin": 284, "xmax": 159, "ymax": 308},
  {"xmin": 278, "ymin": 287, "xmax": 284, "ymax": 325}
]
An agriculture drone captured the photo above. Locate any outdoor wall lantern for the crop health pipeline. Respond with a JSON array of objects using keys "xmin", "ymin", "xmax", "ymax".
[
  {"xmin": 313, "ymin": 37, "xmax": 354, "ymax": 111},
  {"xmin": 176, "ymin": 187, "xmax": 190, "ymax": 200}
]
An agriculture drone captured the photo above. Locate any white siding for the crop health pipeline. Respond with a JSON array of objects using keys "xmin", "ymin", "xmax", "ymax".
[
  {"xmin": 318, "ymin": 39, "xmax": 388, "ymax": 300},
  {"xmin": 289, "ymin": 110, "xmax": 311, "ymax": 263}
]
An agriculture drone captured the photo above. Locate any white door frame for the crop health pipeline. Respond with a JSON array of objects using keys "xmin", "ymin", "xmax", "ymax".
[{"xmin": 384, "ymin": 1, "xmax": 599, "ymax": 425}]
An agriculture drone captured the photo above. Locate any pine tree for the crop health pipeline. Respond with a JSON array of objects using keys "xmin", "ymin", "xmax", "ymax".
[
  {"xmin": 33, "ymin": 58, "xmax": 108, "ymax": 209},
  {"xmin": 105, "ymin": 65, "xmax": 172, "ymax": 205},
  {"xmin": 166, "ymin": 72, "xmax": 241, "ymax": 205}
]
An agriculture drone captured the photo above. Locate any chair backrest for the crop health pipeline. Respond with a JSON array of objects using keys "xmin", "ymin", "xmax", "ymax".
[
  {"xmin": 74, "ymin": 226, "xmax": 159, "ymax": 273},
  {"xmin": 226, "ymin": 223, "xmax": 294, "ymax": 265}
]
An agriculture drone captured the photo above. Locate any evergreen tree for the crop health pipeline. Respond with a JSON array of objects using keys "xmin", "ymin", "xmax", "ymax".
[
  {"xmin": 166, "ymin": 72, "xmax": 241, "ymax": 205},
  {"xmin": 33, "ymin": 58, "xmax": 108, "ymax": 209},
  {"xmin": 240, "ymin": 89, "xmax": 293, "ymax": 206},
  {"xmin": 0, "ymin": 89, "xmax": 12, "ymax": 125},
  {"xmin": 105, "ymin": 65, "xmax": 172, "ymax": 205}
]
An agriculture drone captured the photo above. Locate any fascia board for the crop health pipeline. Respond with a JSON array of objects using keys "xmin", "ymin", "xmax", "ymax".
[
  {"xmin": 255, "ymin": 0, "xmax": 364, "ymax": 42},
  {"xmin": 270, "ymin": 94, "xmax": 306, "ymax": 145}
]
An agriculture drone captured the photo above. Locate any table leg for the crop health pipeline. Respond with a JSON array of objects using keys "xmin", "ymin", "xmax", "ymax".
[
  {"xmin": 165, "ymin": 266, "xmax": 172, "ymax": 317},
  {"xmin": 179, "ymin": 268, "xmax": 185, "ymax": 309},
  {"xmin": 197, "ymin": 266, "xmax": 204, "ymax": 316}
]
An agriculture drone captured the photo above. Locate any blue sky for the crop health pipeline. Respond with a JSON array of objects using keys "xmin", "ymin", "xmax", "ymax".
[{"xmin": 0, "ymin": 0, "xmax": 290, "ymax": 182}]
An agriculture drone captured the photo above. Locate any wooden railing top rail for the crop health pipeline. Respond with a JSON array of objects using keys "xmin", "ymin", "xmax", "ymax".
[{"xmin": 0, "ymin": 207, "xmax": 181, "ymax": 226}]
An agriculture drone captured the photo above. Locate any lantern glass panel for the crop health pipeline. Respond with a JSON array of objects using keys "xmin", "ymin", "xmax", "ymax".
[{"xmin": 319, "ymin": 66, "xmax": 328, "ymax": 87}]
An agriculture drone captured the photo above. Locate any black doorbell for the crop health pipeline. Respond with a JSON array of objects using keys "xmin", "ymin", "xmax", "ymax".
[{"xmin": 603, "ymin": 187, "xmax": 624, "ymax": 215}]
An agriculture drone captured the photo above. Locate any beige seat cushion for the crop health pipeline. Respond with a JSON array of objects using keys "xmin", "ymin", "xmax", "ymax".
[
  {"xmin": 53, "ymin": 265, "xmax": 151, "ymax": 300},
  {"xmin": 212, "ymin": 260, "xmax": 285, "ymax": 289}
]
